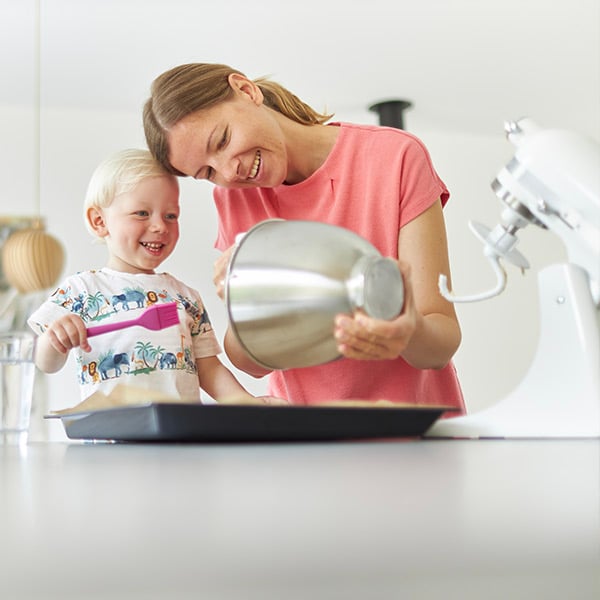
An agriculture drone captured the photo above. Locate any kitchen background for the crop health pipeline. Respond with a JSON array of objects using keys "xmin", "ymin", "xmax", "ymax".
[{"xmin": 1, "ymin": 0, "xmax": 598, "ymax": 440}]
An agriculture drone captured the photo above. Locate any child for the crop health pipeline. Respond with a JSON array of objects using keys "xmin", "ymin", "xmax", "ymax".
[{"xmin": 28, "ymin": 148, "xmax": 264, "ymax": 404}]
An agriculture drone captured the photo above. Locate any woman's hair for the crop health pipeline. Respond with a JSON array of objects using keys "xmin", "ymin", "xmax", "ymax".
[
  {"xmin": 143, "ymin": 63, "xmax": 334, "ymax": 175},
  {"xmin": 83, "ymin": 148, "xmax": 176, "ymax": 237}
]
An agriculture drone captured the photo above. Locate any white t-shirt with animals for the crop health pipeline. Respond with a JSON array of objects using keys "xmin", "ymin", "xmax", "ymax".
[{"xmin": 28, "ymin": 268, "xmax": 222, "ymax": 401}]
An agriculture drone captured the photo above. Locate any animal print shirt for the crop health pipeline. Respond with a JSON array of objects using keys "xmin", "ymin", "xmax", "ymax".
[{"xmin": 28, "ymin": 268, "xmax": 221, "ymax": 401}]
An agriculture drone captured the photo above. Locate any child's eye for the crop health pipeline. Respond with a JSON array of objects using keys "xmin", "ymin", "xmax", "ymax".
[
  {"xmin": 166, "ymin": 213, "xmax": 179, "ymax": 221},
  {"xmin": 135, "ymin": 210, "xmax": 149, "ymax": 217}
]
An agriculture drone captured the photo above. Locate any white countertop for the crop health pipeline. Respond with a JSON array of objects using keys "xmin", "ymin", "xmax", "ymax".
[{"xmin": 1, "ymin": 439, "xmax": 599, "ymax": 600}]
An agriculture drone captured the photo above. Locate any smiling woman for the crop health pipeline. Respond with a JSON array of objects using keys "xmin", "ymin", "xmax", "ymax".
[{"xmin": 143, "ymin": 62, "xmax": 466, "ymax": 415}]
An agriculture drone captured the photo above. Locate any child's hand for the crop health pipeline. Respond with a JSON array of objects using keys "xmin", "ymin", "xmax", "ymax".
[{"xmin": 44, "ymin": 314, "xmax": 91, "ymax": 354}]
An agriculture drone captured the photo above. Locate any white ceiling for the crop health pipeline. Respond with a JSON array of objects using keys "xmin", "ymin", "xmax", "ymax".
[{"xmin": 2, "ymin": 0, "xmax": 599, "ymax": 139}]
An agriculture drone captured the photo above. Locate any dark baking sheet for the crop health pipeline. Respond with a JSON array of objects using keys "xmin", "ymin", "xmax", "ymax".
[{"xmin": 48, "ymin": 402, "xmax": 456, "ymax": 443}]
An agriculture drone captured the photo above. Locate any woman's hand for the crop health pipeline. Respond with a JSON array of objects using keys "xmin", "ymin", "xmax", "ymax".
[
  {"xmin": 334, "ymin": 260, "xmax": 419, "ymax": 361},
  {"xmin": 333, "ymin": 200, "xmax": 462, "ymax": 369},
  {"xmin": 213, "ymin": 245, "xmax": 236, "ymax": 300}
]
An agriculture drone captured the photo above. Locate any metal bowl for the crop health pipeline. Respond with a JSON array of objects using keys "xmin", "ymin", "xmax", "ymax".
[{"xmin": 225, "ymin": 220, "xmax": 404, "ymax": 370}]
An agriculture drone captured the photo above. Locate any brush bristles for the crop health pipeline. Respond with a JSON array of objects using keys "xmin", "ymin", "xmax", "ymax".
[
  {"xmin": 162, "ymin": 314, "xmax": 180, "ymax": 325},
  {"xmin": 156, "ymin": 303, "xmax": 180, "ymax": 326}
]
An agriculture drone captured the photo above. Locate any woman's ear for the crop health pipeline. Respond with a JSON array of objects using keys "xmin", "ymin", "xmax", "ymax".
[
  {"xmin": 86, "ymin": 207, "xmax": 109, "ymax": 238},
  {"xmin": 227, "ymin": 72, "xmax": 263, "ymax": 105}
]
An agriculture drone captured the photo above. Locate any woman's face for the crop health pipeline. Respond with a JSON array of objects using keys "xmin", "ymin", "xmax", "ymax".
[{"xmin": 166, "ymin": 75, "xmax": 289, "ymax": 188}]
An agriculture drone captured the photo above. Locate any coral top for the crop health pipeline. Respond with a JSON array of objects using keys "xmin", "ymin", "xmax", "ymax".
[{"xmin": 214, "ymin": 122, "xmax": 464, "ymax": 414}]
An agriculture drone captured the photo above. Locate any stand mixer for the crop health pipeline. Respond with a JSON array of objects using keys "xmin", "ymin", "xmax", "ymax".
[{"xmin": 427, "ymin": 118, "xmax": 600, "ymax": 438}]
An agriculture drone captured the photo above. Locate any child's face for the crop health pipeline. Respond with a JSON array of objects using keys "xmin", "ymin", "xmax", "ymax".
[{"xmin": 97, "ymin": 175, "xmax": 180, "ymax": 274}]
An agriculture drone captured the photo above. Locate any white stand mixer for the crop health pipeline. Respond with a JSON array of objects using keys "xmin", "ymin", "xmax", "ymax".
[{"xmin": 427, "ymin": 118, "xmax": 600, "ymax": 438}]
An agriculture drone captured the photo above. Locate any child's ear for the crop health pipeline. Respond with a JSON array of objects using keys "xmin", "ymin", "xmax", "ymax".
[{"xmin": 87, "ymin": 207, "xmax": 108, "ymax": 237}]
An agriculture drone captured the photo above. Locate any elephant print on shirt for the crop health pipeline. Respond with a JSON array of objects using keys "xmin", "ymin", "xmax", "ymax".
[
  {"xmin": 111, "ymin": 289, "xmax": 146, "ymax": 311},
  {"xmin": 159, "ymin": 352, "xmax": 177, "ymax": 369},
  {"xmin": 98, "ymin": 352, "xmax": 130, "ymax": 380}
]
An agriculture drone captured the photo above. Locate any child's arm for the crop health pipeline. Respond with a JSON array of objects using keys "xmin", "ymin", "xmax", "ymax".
[
  {"xmin": 195, "ymin": 355, "xmax": 257, "ymax": 402},
  {"xmin": 196, "ymin": 356, "xmax": 286, "ymax": 404},
  {"xmin": 35, "ymin": 314, "xmax": 91, "ymax": 374}
]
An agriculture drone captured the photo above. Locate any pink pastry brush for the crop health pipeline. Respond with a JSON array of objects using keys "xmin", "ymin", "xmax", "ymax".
[{"xmin": 87, "ymin": 302, "xmax": 180, "ymax": 337}]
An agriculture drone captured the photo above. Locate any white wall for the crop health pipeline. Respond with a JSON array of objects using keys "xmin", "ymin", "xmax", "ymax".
[{"xmin": 0, "ymin": 100, "xmax": 569, "ymax": 441}]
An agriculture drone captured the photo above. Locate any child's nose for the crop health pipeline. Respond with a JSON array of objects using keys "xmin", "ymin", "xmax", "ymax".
[{"xmin": 150, "ymin": 217, "xmax": 167, "ymax": 232}]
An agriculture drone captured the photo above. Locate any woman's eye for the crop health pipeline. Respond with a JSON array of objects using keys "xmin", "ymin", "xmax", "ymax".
[{"xmin": 217, "ymin": 128, "xmax": 228, "ymax": 150}]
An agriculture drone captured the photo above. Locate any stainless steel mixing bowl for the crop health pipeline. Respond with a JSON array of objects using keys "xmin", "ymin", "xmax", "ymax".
[{"xmin": 225, "ymin": 220, "xmax": 404, "ymax": 369}]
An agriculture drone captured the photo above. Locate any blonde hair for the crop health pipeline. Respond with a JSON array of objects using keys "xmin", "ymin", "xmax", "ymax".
[
  {"xmin": 143, "ymin": 63, "xmax": 334, "ymax": 175},
  {"xmin": 83, "ymin": 148, "xmax": 177, "ymax": 237}
]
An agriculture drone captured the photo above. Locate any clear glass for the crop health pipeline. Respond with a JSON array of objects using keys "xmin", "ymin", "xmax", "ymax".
[{"xmin": 0, "ymin": 331, "xmax": 36, "ymax": 445}]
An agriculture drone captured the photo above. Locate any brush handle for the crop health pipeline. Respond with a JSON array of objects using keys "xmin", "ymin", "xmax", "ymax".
[{"xmin": 87, "ymin": 318, "xmax": 137, "ymax": 337}]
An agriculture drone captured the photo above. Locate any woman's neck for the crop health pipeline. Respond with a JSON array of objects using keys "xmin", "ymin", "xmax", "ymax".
[{"xmin": 280, "ymin": 118, "xmax": 340, "ymax": 185}]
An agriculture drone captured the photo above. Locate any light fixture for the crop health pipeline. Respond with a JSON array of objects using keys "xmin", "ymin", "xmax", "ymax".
[
  {"xmin": 368, "ymin": 99, "xmax": 413, "ymax": 130},
  {"xmin": 1, "ymin": 0, "xmax": 64, "ymax": 294}
]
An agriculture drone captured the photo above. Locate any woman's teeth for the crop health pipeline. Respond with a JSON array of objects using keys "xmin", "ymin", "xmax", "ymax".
[{"xmin": 249, "ymin": 150, "xmax": 261, "ymax": 179}]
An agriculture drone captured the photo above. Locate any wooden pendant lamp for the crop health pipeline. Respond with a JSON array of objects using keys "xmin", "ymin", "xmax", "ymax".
[{"xmin": 2, "ymin": 0, "xmax": 65, "ymax": 294}]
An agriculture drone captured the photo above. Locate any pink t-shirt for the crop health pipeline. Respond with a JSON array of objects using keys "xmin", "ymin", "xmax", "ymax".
[{"xmin": 214, "ymin": 122, "xmax": 464, "ymax": 414}]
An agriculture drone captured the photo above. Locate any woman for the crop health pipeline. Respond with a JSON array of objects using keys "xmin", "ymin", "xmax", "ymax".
[{"xmin": 143, "ymin": 63, "xmax": 465, "ymax": 414}]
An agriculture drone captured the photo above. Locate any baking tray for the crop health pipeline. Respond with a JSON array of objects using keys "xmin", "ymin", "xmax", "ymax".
[{"xmin": 47, "ymin": 402, "xmax": 456, "ymax": 443}]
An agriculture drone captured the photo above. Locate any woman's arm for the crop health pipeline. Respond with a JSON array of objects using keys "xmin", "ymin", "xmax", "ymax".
[
  {"xmin": 334, "ymin": 199, "xmax": 461, "ymax": 369},
  {"xmin": 214, "ymin": 245, "xmax": 273, "ymax": 378},
  {"xmin": 223, "ymin": 327, "xmax": 273, "ymax": 378}
]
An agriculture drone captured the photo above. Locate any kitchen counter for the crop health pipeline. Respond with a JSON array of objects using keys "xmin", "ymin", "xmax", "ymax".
[{"xmin": 1, "ymin": 438, "xmax": 598, "ymax": 599}]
